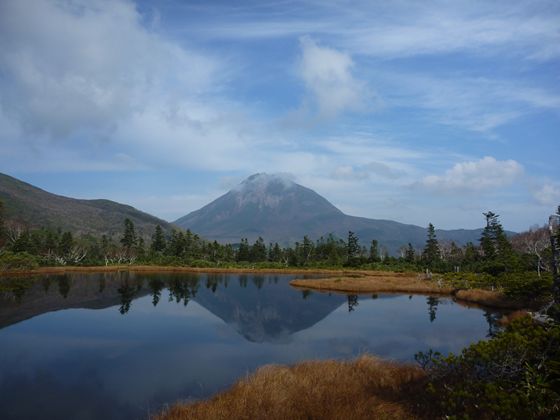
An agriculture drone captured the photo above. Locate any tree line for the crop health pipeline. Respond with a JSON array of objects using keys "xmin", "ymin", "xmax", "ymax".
[{"xmin": 0, "ymin": 197, "xmax": 558, "ymax": 277}]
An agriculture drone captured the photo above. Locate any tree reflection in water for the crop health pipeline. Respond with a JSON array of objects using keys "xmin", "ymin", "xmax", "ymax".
[
  {"xmin": 347, "ymin": 294, "xmax": 359, "ymax": 312},
  {"xmin": 57, "ymin": 276, "xmax": 70, "ymax": 299},
  {"xmin": 117, "ymin": 280, "xmax": 135, "ymax": 314},
  {"xmin": 484, "ymin": 310, "xmax": 501, "ymax": 337},
  {"xmin": 149, "ymin": 278, "xmax": 165, "ymax": 307},
  {"xmin": 427, "ymin": 296, "xmax": 440, "ymax": 322}
]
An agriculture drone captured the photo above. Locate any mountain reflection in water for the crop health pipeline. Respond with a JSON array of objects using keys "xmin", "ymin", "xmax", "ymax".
[{"xmin": 0, "ymin": 272, "xmax": 504, "ymax": 420}]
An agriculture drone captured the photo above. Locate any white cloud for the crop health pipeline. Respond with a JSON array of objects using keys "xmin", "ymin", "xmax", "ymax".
[
  {"xmin": 418, "ymin": 156, "xmax": 524, "ymax": 192},
  {"xmin": 533, "ymin": 184, "xmax": 560, "ymax": 206},
  {"xmin": 0, "ymin": 0, "xmax": 219, "ymax": 139},
  {"xmin": 297, "ymin": 37, "xmax": 370, "ymax": 119}
]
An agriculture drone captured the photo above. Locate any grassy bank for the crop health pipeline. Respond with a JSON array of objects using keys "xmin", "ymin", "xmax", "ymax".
[
  {"xmin": 157, "ymin": 355, "xmax": 424, "ymax": 420},
  {"xmin": 290, "ymin": 273, "xmax": 450, "ymax": 294},
  {"xmin": 290, "ymin": 274, "xmax": 531, "ymax": 309}
]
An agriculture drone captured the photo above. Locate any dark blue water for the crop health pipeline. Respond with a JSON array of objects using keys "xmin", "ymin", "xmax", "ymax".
[{"xmin": 0, "ymin": 272, "xmax": 502, "ymax": 419}]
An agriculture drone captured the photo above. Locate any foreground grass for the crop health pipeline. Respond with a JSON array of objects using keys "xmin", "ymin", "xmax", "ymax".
[{"xmin": 157, "ymin": 355, "xmax": 424, "ymax": 420}]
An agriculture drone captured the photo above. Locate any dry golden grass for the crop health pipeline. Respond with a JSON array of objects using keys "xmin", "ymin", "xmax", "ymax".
[
  {"xmin": 157, "ymin": 355, "xmax": 425, "ymax": 420},
  {"xmin": 290, "ymin": 276, "xmax": 527, "ymax": 310},
  {"xmin": 496, "ymin": 310, "xmax": 530, "ymax": 326},
  {"xmin": 290, "ymin": 274, "xmax": 454, "ymax": 295},
  {"xmin": 454, "ymin": 289, "xmax": 525, "ymax": 309}
]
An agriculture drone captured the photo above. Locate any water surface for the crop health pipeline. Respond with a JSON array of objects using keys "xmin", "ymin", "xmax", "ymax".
[{"xmin": 0, "ymin": 272, "xmax": 503, "ymax": 419}]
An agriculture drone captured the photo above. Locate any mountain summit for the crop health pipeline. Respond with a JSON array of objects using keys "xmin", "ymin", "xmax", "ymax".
[
  {"xmin": 174, "ymin": 173, "xmax": 344, "ymax": 244},
  {"xmin": 231, "ymin": 173, "xmax": 342, "ymax": 217},
  {"xmin": 174, "ymin": 173, "xmax": 484, "ymax": 252}
]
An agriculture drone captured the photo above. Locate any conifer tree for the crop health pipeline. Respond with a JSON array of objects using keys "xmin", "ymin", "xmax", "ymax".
[
  {"xmin": 250, "ymin": 237, "xmax": 267, "ymax": 262},
  {"xmin": 347, "ymin": 231, "xmax": 360, "ymax": 266},
  {"xmin": 135, "ymin": 237, "xmax": 146, "ymax": 259},
  {"xmin": 369, "ymin": 239, "xmax": 379, "ymax": 262},
  {"xmin": 237, "ymin": 238, "xmax": 250, "ymax": 262},
  {"xmin": 167, "ymin": 230, "xmax": 185, "ymax": 257},
  {"xmin": 480, "ymin": 211, "xmax": 498, "ymax": 260},
  {"xmin": 151, "ymin": 224, "xmax": 166, "ymax": 253},
  {"xmin": 480, "ymin": 211, "xmax": 513, "ymax": 271},
  {"xmin": 121, "ymin": 218, "xmax": 137, "ymax": 251},
  {"xmin": 422, "ymin": 223, "xmax": 440, "ymax": 266},
  {"xmin": 405, "ymin": 243, "xmax": 415, "ymax": 263},
  {"xmin": 268, "ymin": 242, "xmax": 282, "ymax": 262},
  {"xmin": 59, "ymin": 231, "xmax": 74, "ymax": 255}
]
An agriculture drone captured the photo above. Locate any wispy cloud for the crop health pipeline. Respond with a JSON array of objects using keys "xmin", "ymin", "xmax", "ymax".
[
  {"xmin": 182, "ymin": 0, "xmax": 560, "ymax": 62},
  {"xmin": 331, "ymin": 161, "xmax": 402, "ymax": 181},
  {"xmin": 377, "ymin": 74, "xmax": 560, "ymax": 132}
]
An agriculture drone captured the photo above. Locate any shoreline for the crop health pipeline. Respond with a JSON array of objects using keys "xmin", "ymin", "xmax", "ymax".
[
  {"xmin": 0, "ymin": 265, "xmax": 528, "ymax": 310},
  {"xmin": 0, "ymin": 265, "xmax": 381, "ymax": 277}
]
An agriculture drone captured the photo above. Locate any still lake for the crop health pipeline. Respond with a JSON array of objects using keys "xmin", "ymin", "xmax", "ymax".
[{"xmin": 0, "ymin": 272, "xmax": 504, "ymax": 419}]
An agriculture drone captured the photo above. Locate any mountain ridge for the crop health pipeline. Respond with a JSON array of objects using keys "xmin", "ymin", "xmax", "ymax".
[
  {"xmin": 174, "ymin": 173, "xmax": 489, "ymax": 253},
  {"xmin": 0, "ymin": 172, "xmax": 172, "ymax": 237}
]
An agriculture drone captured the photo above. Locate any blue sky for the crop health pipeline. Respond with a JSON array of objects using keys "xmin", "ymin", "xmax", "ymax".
[{"xmin": 0, "ymin": 0, "xmax": 558, "ymax": 231}]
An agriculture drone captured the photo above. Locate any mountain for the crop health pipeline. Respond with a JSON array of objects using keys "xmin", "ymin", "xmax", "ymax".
[
  {"xmin": 174, "ymin": 173, "xmax": 487, "ymax": 253},
  {"xmin": 0, "ymin": 172, "xmax": 172, "ymax": 237}
]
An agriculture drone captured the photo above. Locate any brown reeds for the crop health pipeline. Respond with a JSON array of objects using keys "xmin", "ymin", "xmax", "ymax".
[
  {"xmin": 157, "ymin": 355, "xmax": 425, "ymax": 420},
  {"xmin": 454, "ymin": 289, "xmax": 526, "ymax": 309},
  {"xmin": 290, "ymin": 274, "xmax": 454, "ymax": 295},
  {"xmin": 496, "ymin": 310, "xmax": 530, "ymax": 326},
  {"xmin": 290, "ymin": 276, "xmax": 529, "ymax": 310}
]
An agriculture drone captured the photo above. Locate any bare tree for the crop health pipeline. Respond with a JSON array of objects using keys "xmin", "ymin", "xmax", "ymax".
[
  {"xmin": 511, "ymin": 226, "xmax": 550, "ymax": 276},
  {"xmin": 4, "ymin": 220, "xmax": 26, "ymax": 245}
]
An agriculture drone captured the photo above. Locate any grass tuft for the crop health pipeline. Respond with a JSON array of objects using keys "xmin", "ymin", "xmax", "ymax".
[{"xmin": 156, "ymin": 355, "xmax": 424, "ymax": 420}]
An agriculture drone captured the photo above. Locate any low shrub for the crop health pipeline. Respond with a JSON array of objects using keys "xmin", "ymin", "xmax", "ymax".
[
  {"xmin": 0, "ymin": 251, "xmax": 39, "ymax": 270},
  {"xmin": 415, "ymin": 317, "xmax": 560, "ymax": 419},
  {"xmin": 498, "ymin": 272, "xmax": 553, "ymax": 301},
  {"xmin": 439, "ymin": 272, "xmax": 496, "ymax": 289},
  {"xmin": 439, "ymin": 272, "xmax": 553, "ymax": 303}
]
